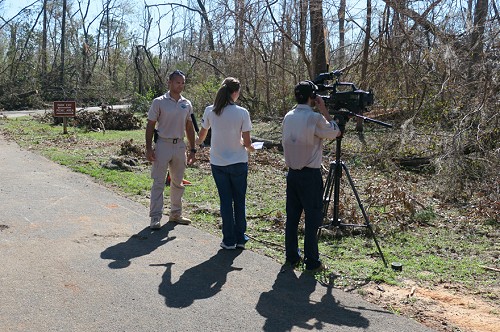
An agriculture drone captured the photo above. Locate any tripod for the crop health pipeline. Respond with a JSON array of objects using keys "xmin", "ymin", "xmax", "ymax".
[{"xmin": 319, "ymin": 111, "xmax": 391, "ymax": 267}]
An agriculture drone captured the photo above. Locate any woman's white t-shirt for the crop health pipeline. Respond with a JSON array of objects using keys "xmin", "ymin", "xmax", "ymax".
[{"xmin": 201, "ymin": 104, "xmax": 252, "ymax": 166}]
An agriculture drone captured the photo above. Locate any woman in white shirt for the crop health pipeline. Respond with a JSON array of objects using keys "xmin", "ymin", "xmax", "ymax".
[{"xmin": 196, "ymin": 77, "xmax": 255, "ymax": 249}]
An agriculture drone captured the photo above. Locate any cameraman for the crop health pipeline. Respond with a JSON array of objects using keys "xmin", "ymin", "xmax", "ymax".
[{"xmin": 282, "ymin": 81, "xmax": 341, "ymax": 273}]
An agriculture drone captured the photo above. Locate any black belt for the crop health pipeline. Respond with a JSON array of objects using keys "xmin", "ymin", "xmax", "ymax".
[{"xmin": 289, "ymin": 167, "xmax": 318, "ymax": 172}]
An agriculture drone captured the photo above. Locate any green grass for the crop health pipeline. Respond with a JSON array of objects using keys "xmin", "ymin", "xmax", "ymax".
[{"xmin": 1, "ymin": 116, "xmax": 498, "ymax": 297}]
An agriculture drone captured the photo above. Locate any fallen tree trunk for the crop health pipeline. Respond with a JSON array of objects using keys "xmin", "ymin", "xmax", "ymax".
[
  {"xmin": 16, "ymin": 90, "xmax": 38, "ymax": 99},
  {"xmin": 393, "ymin": 157, "xmax": 432, "ymax": 171}
]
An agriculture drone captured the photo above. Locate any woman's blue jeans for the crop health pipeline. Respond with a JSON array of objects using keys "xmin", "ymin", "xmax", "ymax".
[{"xmin": 211, "ymin": 163, "xmax": 248, "ymax": 246}]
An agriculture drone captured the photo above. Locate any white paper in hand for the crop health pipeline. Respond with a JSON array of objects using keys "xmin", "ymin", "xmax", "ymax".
[{"xmin": 251, "ymin": 142, "xmax": 264, "ymax": 150}]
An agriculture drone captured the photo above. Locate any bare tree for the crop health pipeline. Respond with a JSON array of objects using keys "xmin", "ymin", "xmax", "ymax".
[
  {"xmin": 145, "ymin": 1, "xmax": 218, "ymax": 79},
  {"xmin": 356, "ymin": 0, "xmax": 372, "ymax": 132},
  {"xmin": 60, "ymin": 0, "xmax": 67, "ymax": 89},
  {"xmin": 309, "ymin": 0, "xmax": 327, "ymax": 77},
  {"xmin": 337, "ymin": 0, "xmax": 346, "ymax": 68},
  {"xmin": 360, "ymin": 0, "xmax": 372, "ymax": 86},
  {"xmin": 468, "ymin": 0, "xmax": 489, "ymax": 80},
  {"xmin": 41, "ymin": 0, "xmax": 48, "ymax": 80},
  {"xmin": 266, "ymin": 0, "xmax": 311, "ymax": 73}
]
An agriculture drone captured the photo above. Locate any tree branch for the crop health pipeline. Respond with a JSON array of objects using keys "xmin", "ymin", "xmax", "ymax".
[
  {"xmin": 265, "ymin": 0, "xmax": 310, "ymax": 69},
  {"xmin": 382, "ymin": 0, "xmax": 452, "ymax": 42},
  {"xmin": 145, "ymin": 2, "xmax": 202, "ymax": 16},
  {"xmin": 0, "ymin": 0, "xmax": 40, "ymax": 30},
  {"xmin": 188, "ymin": 54, "xmax": 226, "ymax": 77}
]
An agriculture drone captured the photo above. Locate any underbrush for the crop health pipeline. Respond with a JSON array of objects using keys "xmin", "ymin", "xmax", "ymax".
[{"xmin": 0, "ymin": 116, "xmax": 498, "ymax": 302}]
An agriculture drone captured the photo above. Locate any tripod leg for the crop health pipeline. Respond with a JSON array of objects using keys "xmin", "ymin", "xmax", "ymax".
[
  {"xmin": 322, "ymin": 162, "xmax": 335, "ymax": 223},
  {"xmin": 341, "ymin": 163, "xmax": 388, "ymax": 268},
  {"xmin": 319, "ymin": 161, "xmax": 340, "ymax": 241}
]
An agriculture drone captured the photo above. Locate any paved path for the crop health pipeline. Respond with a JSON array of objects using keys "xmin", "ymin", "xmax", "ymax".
[
  {"xmin": 0, "ymin": 105, "xmax": 130, "ymax": 119},
  {"xmin": 0, "ymin": 134, "xmax": 435, "ymax": 331}
]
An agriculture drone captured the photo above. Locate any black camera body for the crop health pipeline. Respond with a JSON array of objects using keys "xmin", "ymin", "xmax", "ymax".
[{"xmin": 313, "ymin": 70, "xmax": 373, "ymax": 114}]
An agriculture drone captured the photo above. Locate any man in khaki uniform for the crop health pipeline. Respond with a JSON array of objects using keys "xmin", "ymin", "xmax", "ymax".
[
  {"xmin": 145, "ymin": 70, "xmax": 197, "ymax": 229},
  {"xmin": 282, "ymin": 80, "xmax": 341, "ymax": 272}
]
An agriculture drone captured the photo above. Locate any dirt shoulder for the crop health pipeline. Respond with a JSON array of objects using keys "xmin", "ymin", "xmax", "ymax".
[{"xmin": 359, "ymin": 280, "xmax": 499, "ymax": 331}]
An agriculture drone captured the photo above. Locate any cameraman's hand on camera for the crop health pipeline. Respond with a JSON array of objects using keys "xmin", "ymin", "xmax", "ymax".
[{"xmin": 315, "ymin": 96, "xmax": 333, "ymax": 122}]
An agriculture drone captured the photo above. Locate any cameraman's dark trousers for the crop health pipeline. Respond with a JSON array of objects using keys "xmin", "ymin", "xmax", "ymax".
[{"xmin": 285, "ymin": 167, "xmax": 323, "ymax": 270}]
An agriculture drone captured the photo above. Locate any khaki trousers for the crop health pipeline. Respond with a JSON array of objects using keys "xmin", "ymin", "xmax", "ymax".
[{"xmin": 149, "ymin": 138, "xmax": 186, "ymax": 219}]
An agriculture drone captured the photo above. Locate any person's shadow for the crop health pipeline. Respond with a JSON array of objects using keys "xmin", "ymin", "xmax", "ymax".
[
  {"xmin": 154, "ymin": 249, "xmax": 242, "ymax": 308},
  {"xmin": 256, "ymin": 271, "xmax": 370, "ymax": 331},
  {"xmin": 100, "ymin": 223, "xmax": 177, "ymax": 269}
]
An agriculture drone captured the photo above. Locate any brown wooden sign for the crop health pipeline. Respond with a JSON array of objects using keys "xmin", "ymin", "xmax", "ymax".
[{"xmin": 53, "ymin": 101, "xmax": 76, "ymax": 117}]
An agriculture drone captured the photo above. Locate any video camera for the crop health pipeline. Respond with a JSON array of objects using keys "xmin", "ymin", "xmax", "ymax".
[{"xmin": 313, "ymin": 70, "xmax": 373, "ymax": 115}]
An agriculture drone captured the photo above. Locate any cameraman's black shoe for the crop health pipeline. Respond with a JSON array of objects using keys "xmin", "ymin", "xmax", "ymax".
[
  {"xmin": 305, "ymin": 262, "xmax": 327, "ymax": 275},
  {"xmin": 280, "ymin": 259, "xmax": 301, "ymax": 273}
]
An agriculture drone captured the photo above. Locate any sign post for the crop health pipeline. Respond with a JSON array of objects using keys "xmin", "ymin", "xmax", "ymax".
[{"xmin": 53, "ymin": 101, "xmax": 76, "ymax": 134}]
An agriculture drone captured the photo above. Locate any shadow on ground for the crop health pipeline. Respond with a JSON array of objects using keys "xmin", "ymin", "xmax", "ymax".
[
  {"xmin": 100, "ymin": 223, "xmax": 177, "ymax": 269},
  {"xmin": 155, "ymin": 250, "xmax": 243, "ymax": 308},
  {"xmin": 256, "ymin": 270, "xmax": 370, "ymax": 331}
]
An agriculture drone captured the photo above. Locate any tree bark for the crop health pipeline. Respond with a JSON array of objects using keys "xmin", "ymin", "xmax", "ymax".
[
  {"xmin": 197, "ymin": 0, "xmax": 219, "ymax": 79},
  {"xmin": 338, "ymin": 0, "xmax": 346, "ymax": 69},
  {"xmin": 41, "ymin": 0, "xmax": 47, "ymax": 79},
  {"xmin": 468, "ymin": 0, "xmax": 489, "ymax": 80},
  {"xmin": 309, "ymin": 0, "xmax": 327, "ymax": 78},
  {"xmin": 357, "ymin": 0, "xmax": 372, "ymax": 132},
  {"xmin": 135, "ymin": 46, "xmax": 145, "ymax": 95},
  {"xmin": 60, "ymin": 0, "xmax": 67, "ymax": 90},
  {"xmin": 360, "ymin": 0, "xmax": 372, "ymax": 87}
]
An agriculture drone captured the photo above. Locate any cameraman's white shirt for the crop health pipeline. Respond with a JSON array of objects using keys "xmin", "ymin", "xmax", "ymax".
[{"xmin": 282, "ymin": 104, "xmax": 339, "ymax": 170}]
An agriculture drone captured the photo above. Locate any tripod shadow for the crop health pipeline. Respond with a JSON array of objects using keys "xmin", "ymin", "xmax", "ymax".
[
  {"xmin": 100, "ymin": 223, "xmax": 177, "ymax": 269},
  {"xmin": 256, "ymin": 271, "xmax": 369, "ymax": 331},
  {"xmin": 155, "ymin": 249, "xmax": 242, "ymax": 308}
]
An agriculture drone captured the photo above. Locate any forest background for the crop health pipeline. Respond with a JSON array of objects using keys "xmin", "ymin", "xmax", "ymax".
[
  {"xmin": 1, "ymin": 0, "xmax": 498, "ymax": 203},
  {"xmin": 0, "ymin": 1, "xmax": 498, "ymax": 330}
]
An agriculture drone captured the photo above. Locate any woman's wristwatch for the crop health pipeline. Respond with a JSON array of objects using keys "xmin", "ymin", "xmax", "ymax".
[{"xmin": 190, "ymin": 148, "xmax": 197, "ymax": 153}]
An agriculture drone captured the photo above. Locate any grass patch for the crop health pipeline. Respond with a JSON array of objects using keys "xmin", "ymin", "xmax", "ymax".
[{"xmin": 1, "ymin": 116, "xmax": 497, "ymax": 296}]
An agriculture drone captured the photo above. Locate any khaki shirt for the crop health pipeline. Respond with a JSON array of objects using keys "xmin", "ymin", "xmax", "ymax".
[
  {"xmin": 147, "ymin": 92, "xmax": 193, "ymax": 139},
  {"xmin": 282, "ymin": 104, "xmax": 340, "ymax": 170}
]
